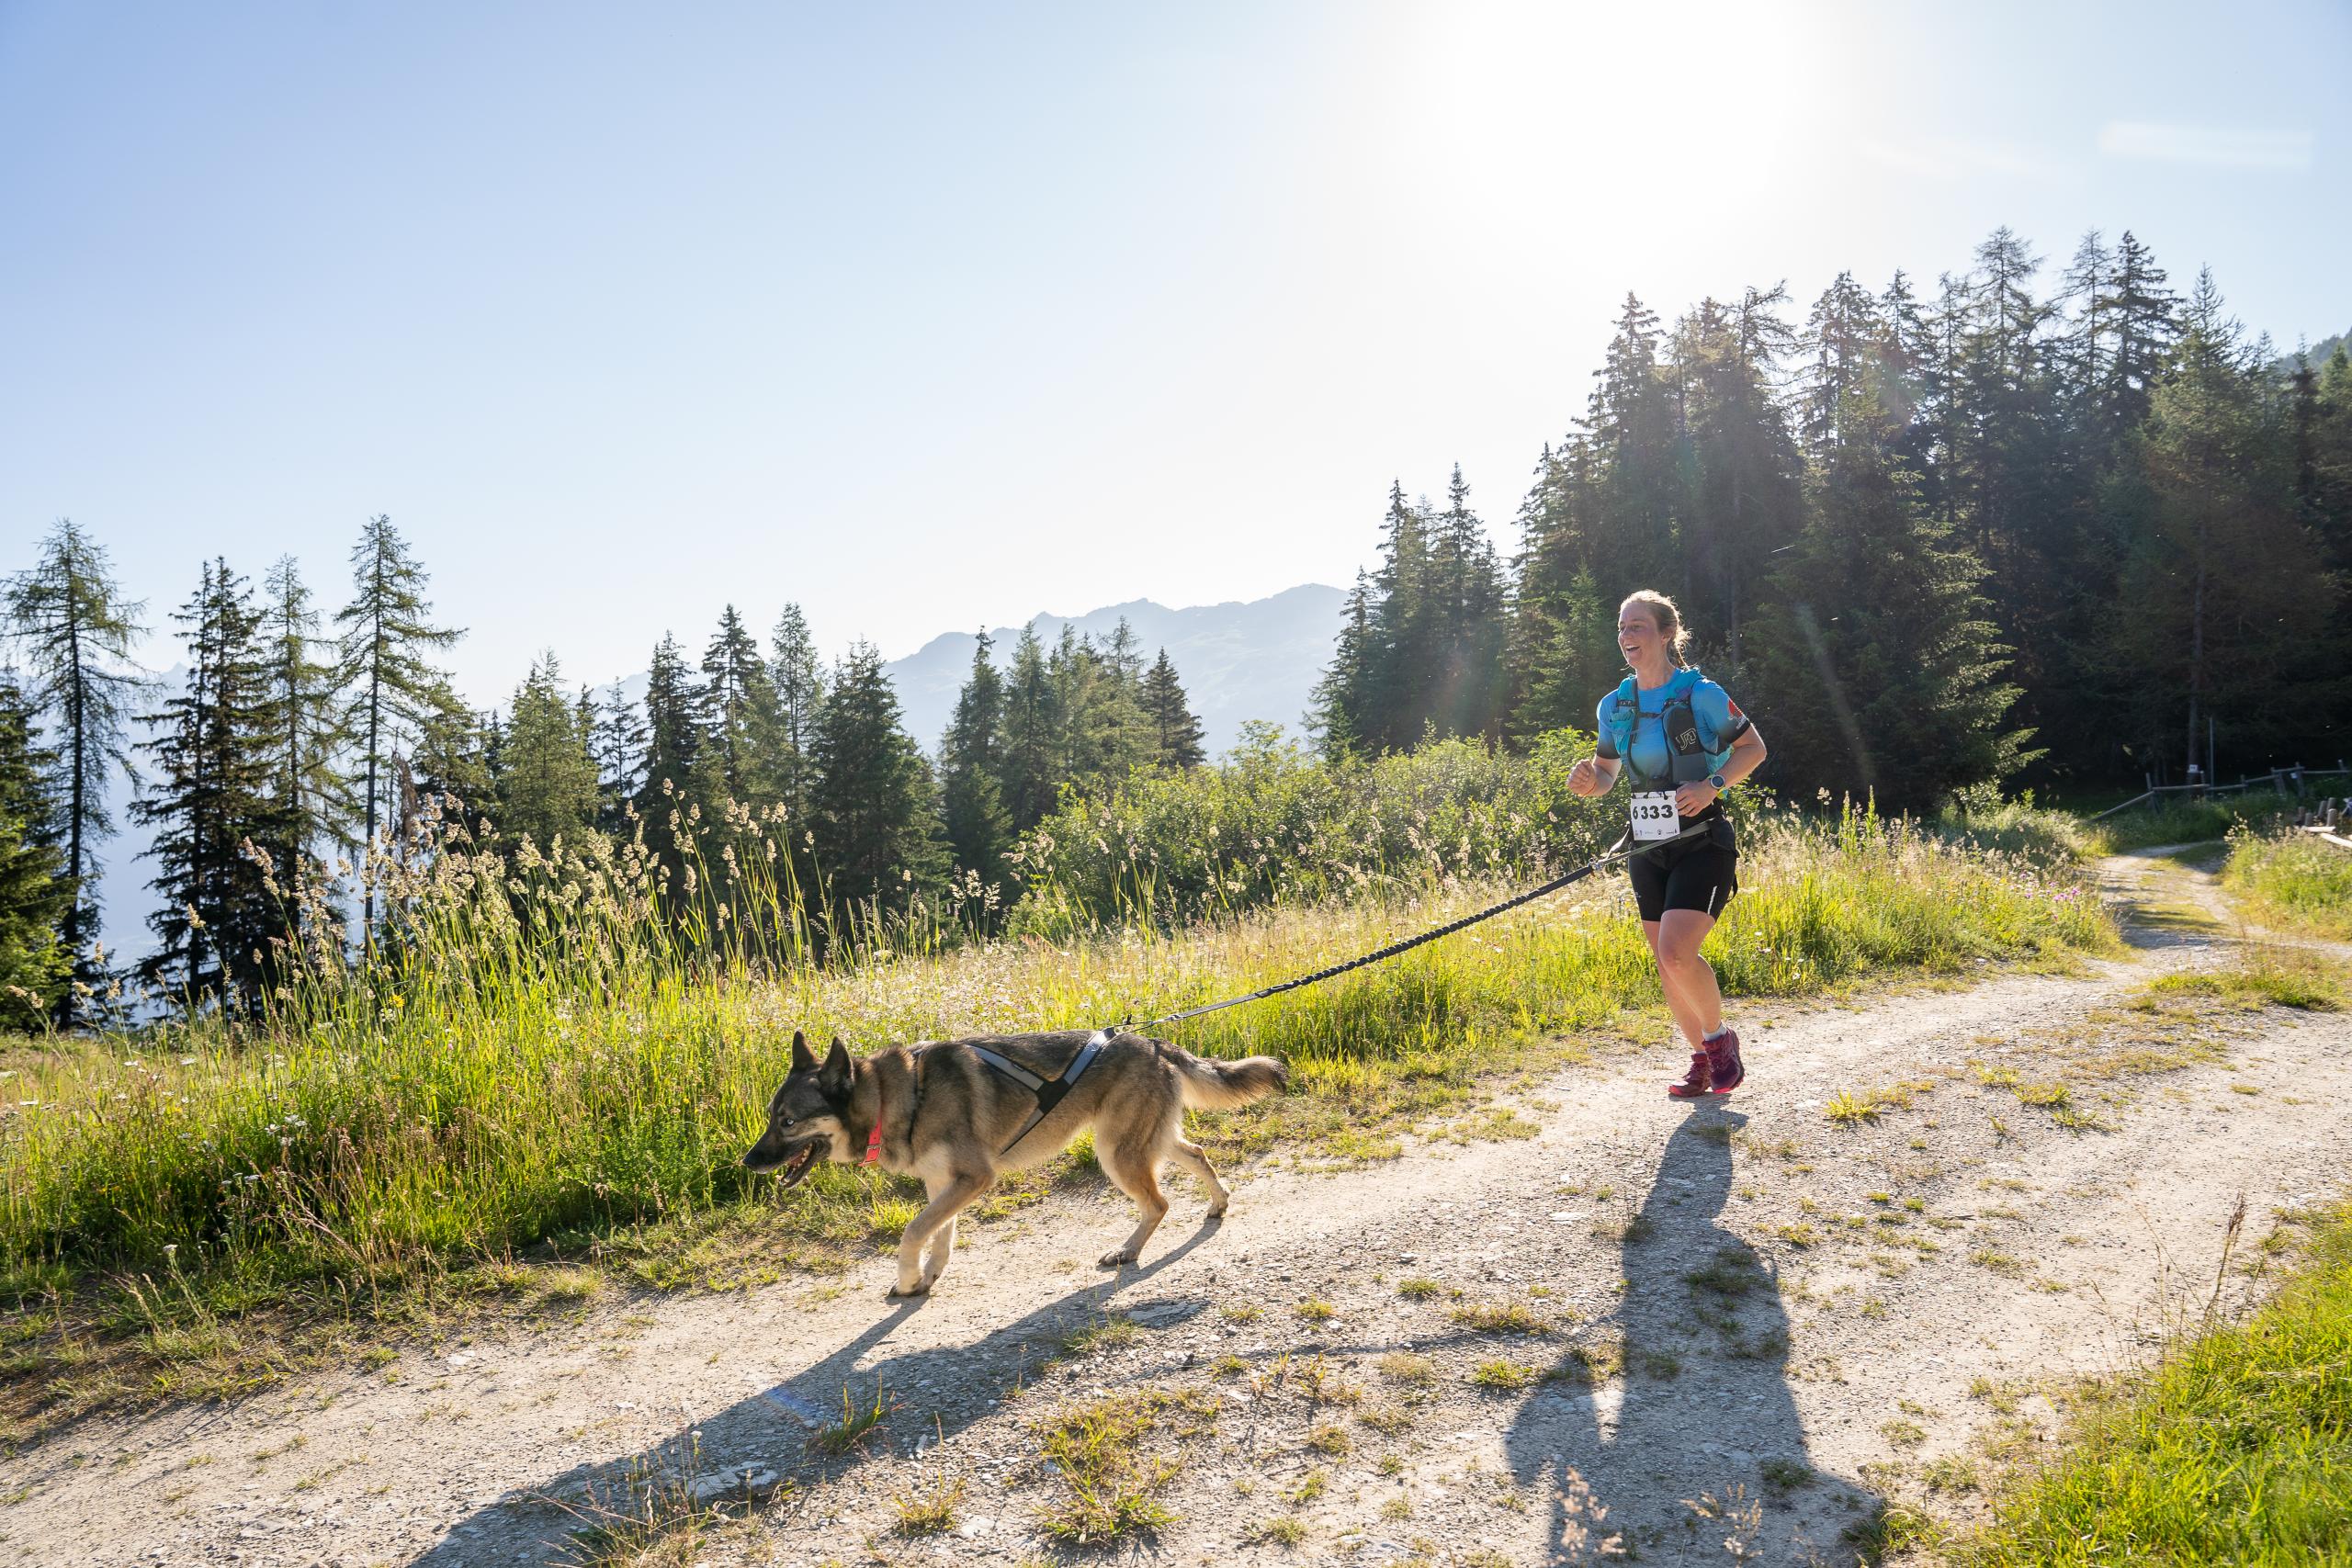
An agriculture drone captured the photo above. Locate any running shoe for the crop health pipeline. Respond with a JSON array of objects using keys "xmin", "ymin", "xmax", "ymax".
[
  {"xmin": 1666, "ymin": 1050, "xmax": 1715, "ymax": 1099},
  {"xmin": 1705, "ymin": 1028, "xmax": 1745, "ymax": 1093}
]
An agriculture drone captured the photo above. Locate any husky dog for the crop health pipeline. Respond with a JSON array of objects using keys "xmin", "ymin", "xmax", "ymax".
[{"xmin": 742, "ymin": 1030, "xmax": 1286, "ymax": 1296}]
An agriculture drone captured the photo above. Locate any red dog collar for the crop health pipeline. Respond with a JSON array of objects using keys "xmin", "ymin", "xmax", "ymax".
[{"xmin": 862, "ymin": 1088, "xmax": 886, "ymax": 1166}]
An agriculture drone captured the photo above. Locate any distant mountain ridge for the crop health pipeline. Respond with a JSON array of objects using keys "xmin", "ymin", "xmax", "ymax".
[{"xmin": 885, "ymin": 584, "xmax": 1344, "ymax": 757}]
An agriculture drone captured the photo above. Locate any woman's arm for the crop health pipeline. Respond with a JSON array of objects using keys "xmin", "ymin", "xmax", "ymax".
[
  {"xmin": 1568, "ymin": 754, "xmax": 1621, "ymax": 797},
  {"xmin": 1674, "ymin": 725, "xmax": 1766, "ymax": 816}
]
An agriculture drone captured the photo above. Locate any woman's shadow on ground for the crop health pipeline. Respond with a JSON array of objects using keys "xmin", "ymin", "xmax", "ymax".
[
  {"xmin": 404, "ymin": 1219, "xmax": 1227, "ymax": 1565},
  {"xmin": 1504, "ymin": 1109, "xmax": 1877, "ymax": 1563}
]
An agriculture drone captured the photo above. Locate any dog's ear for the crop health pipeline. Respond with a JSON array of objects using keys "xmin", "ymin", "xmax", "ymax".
[
  {"xmin": 819, "ymin": 1038, "xmax": 854, "ymax": 1105},
  {"xmin": 790, "ymin": 1031, "xmax": 817, "ymax": 1075}
]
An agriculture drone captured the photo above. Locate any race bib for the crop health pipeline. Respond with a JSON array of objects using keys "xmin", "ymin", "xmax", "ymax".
[{"xmin": 1631, "ymin": 791, "xmax": 1681, "ymax": 842}]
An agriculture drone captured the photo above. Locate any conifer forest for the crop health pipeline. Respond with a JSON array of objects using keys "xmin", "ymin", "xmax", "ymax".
[{"xmin": 3, "ymin": 226, "xmax": 2347, "ymax": 1024}]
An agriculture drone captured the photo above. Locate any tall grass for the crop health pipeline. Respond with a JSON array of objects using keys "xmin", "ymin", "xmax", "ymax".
[
  {"xmin": 1959, "ymin": 1204, "xmax": 2352, "ymax": 1567},
  {"xmin": 1008, "ymin": 727, "xmax": 1772, "ymax": 931},
  {"xmin": 0, "ymin": 801, "xmax": 2109, "ymax": 1321},
  {"xmin": 2223, "ymin": 825, "xmax": 2352, "ymax": 939}
]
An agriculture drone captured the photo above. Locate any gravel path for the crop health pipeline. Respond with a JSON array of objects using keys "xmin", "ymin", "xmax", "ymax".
[{"xmin": 13, "ymin": 848, "xmax": 2347, "ymax": 1567}]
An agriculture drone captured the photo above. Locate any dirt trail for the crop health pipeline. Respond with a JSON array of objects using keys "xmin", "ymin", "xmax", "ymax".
[{"xmin": 12, "ymin": 848, "xmax": 2348, "ymax": 1567}]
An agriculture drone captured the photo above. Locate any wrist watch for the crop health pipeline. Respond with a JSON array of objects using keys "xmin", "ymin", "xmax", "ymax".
[{"xmin": 1708, "ymin": 773, "xmax": 1727, "ymax": 791}]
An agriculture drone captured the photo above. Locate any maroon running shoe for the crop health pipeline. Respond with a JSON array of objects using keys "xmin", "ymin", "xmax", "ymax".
[
  {"xmin": 1666, "ymin": 1050, "xmax": 1715, "ymax": 1099},
  {"xmin": 1706, "ymin": 1029, "xmax": 1745, "ymax": 1093}
]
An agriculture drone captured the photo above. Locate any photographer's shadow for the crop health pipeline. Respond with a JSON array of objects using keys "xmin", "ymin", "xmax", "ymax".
[
  {"xmin": 404, "ymin": 1218, "xmax": 1225, "ymax": 1565},
  {"xmin": 1506, "ymin": 1110, "xmax": 1872, "ymax": 1562}
]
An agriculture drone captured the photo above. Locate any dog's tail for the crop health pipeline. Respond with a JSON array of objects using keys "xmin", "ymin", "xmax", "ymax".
[{"xmin": 1172, "ymin": 1049, "xmax": 1288, "ymax": 1111}]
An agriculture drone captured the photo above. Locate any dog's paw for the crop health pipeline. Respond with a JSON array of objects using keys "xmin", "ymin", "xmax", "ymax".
[
  {"xmin": 1204, "ymin": 1204, "xmax": 1228, "ymax": 1221},
  {"xmin": 1097, "ymin": 1247, "xmax": 1137, "ymax": 1269},
  {"xmin": 886, "ymin": 1280, "xmax": 930, "ymax": 1300}
]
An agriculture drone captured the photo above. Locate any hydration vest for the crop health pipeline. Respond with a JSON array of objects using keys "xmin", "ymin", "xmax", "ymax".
[{"xmin": 1604, "ymin": 671, "xmax": 1727, "ymax": 791}]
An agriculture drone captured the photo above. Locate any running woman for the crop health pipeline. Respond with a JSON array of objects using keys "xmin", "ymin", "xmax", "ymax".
[{"xmin": 1566, "ymin": 590, "xmax": 1767, "ymax": 1098}]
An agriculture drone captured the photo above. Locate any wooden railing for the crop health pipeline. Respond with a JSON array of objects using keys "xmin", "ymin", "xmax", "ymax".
[{"xmin": 2086, "ymin": 763, "xmax": 2352, "ymax": 823}]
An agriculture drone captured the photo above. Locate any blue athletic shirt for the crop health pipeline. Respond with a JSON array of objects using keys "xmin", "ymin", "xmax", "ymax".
[{"xmin": 1592, "ymin": 666, "xmax": 1750, "ymax": 787}]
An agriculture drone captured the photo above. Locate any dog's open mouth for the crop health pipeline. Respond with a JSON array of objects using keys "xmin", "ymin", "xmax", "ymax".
[{"xmin": 775, "ymin": 1140, "xmax": 824, "ymax": 1189}]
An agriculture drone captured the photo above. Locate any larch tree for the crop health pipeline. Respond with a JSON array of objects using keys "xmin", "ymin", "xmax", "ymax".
[
  {"xmin": 257, "ymin": 555, "xmax": 356, "ymax": 907},
  {"xmin": 333, "ymin": 516, "xmax": 463, "ymax": 936}
]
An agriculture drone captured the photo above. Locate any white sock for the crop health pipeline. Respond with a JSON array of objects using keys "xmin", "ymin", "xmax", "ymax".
[{"xmin": 1703, "ymin": 1025, "xmax": 1729, "ymax": 1043}]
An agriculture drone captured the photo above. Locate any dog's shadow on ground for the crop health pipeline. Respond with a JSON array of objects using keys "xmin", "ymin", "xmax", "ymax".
[
  {"xmin": 1502, "ymin": 1108, "xmax": 1882, "ymax": 1563},
  {"xmin": 404, "ymin": 1220, "xmax": 1225, "ymax": 1565}
]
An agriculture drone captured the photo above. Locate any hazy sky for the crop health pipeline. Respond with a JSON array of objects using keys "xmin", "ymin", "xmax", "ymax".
[{"xmin": 5, "ymin": 1, "xmax": 2345, "ymax": 703}]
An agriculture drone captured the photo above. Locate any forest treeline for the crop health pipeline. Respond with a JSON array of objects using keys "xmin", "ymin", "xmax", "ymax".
[
  {"xmin": 5, "ymin": 226, "xmax": 2345, "ymax": 1026},
  {"xmin": 1316, "ymin": 229, "xmax": 2350, "ymax": 807},
  {"xmin": 0, "ymin": 518, "xmax": 1206, "ymax": 1026}
]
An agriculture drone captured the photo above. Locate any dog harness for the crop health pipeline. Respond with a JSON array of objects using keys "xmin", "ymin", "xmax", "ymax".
[{"xmin": 970, "ymin": 1031, "xmax": 1110, "ymax": 1157}]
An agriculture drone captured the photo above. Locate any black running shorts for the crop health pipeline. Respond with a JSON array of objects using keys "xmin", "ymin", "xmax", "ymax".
[{"xmin": 1627, "ymin": 818, "xmax": 1738, "ymax": 923}]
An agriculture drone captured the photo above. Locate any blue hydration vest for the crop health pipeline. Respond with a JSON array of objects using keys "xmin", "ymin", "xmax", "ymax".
[{"xmin": 1598, "ymin": 667, "xmax": 1743, "ymax": 791}]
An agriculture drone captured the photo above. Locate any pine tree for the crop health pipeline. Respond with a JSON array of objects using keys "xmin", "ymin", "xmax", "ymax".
[
  {"xmin": 256, "ymin": 556, "xmax": 356, "ymax": 905},
  {"xmin": 808, "ymin": 642, "xmax": 944, "ymax": 931},
  {"xmin": 3, "ymin": 519, "xmax": 147, "ymax": 1025},
  {"xmin": 0, "ymin": 679, "xmax": 71, "ymax": 1031},
  {"xmin": 334, "ymin": 516, "xmax": 463, "ymax": 936},
  {"xmin": 498, "ymin": 652, "xmax": 599, "ymax": 852},
  {"xmin": 133, "ymin": 560, "xmax": 283, "ymax": 1010},
  {"xmin": 939, "ymin": 630, "xmax": 1012, "ymax": 876},
  {"xmin": 1750, "ymin": 390, "xmax": 2028, "ymax": 809},
  {"xmin": 1138, "ymin": 649, "xmax": 1206, "ymax": 768}
]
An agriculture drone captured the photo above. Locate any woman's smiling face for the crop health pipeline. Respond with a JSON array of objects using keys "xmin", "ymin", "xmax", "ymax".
[{"xmin": 1618, "ymin": 603, "xmax": 1668, "ymax": 668}]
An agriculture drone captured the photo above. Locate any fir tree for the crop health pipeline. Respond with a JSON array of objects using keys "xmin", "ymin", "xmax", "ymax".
[
  {"xmin": 2098, "ymin": 270, "xmax": 2340, "ymax": 779},
  {"xmin": 588, "ymin": 680, "xmax": 648, "ymax": 835},
  {"xmin": 334, "ymin": 516, "xmax": 463, "ymax": 935},
  {"xmin": 995, "ymin": 625, "xmax": 1059, "ymax": 833},
  {"xmin": 939, "ymin": 630, "xmax": 1012, "ymax": 877},
  {"xmin": 0, "ymin": 679, "xmax": 70, "ymax": 1031},
  {"xmin": 3, "ymin": 519, "xmax": 147, "ymax": 1025},
  {"xmin": 1751, "ymin": 390, "xmax": 2028, "ymax": 809},
  {"xmin": 1310, "ymin": 572, "xmax": 1373, "ymax": 757},
  {"xmin": 698, "ymin": 604, "xmax": 783, "ymax": 807},
  {"xmin": 636, "ymin": 632, "xmax": 703, "ymax": 896},
  {"xmin": 808, "ymin": 642, "xmax": 944, "ymax": 931},
  {"xmin": 133, "ymin": 560, "xmax": 283, "ymax": 1010},
  {"xmin": 498, "ymin": 652, "xmax": 599, "ymax": 852},
  {"xmin": 769, "ymin": 603, "xmax": 825, "ymax": 825},
  {"xmin": 1138, "ymin": 649, "xmax": 1206, "ymax": 769}
]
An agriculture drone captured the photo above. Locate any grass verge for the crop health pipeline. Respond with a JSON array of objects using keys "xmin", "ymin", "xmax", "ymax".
[
  {"xmin": 2223, "ymin": 825, "xmax": 2352, "ymax": 940},
  {"xmin": 1954, "ymin": 1203, "xmax": 2352, "ymax": 1568}
]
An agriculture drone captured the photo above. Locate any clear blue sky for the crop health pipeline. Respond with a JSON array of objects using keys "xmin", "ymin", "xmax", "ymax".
[{"xmin": 5, "ymin": 1, "xmax": 2345, "ymax": 703}]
